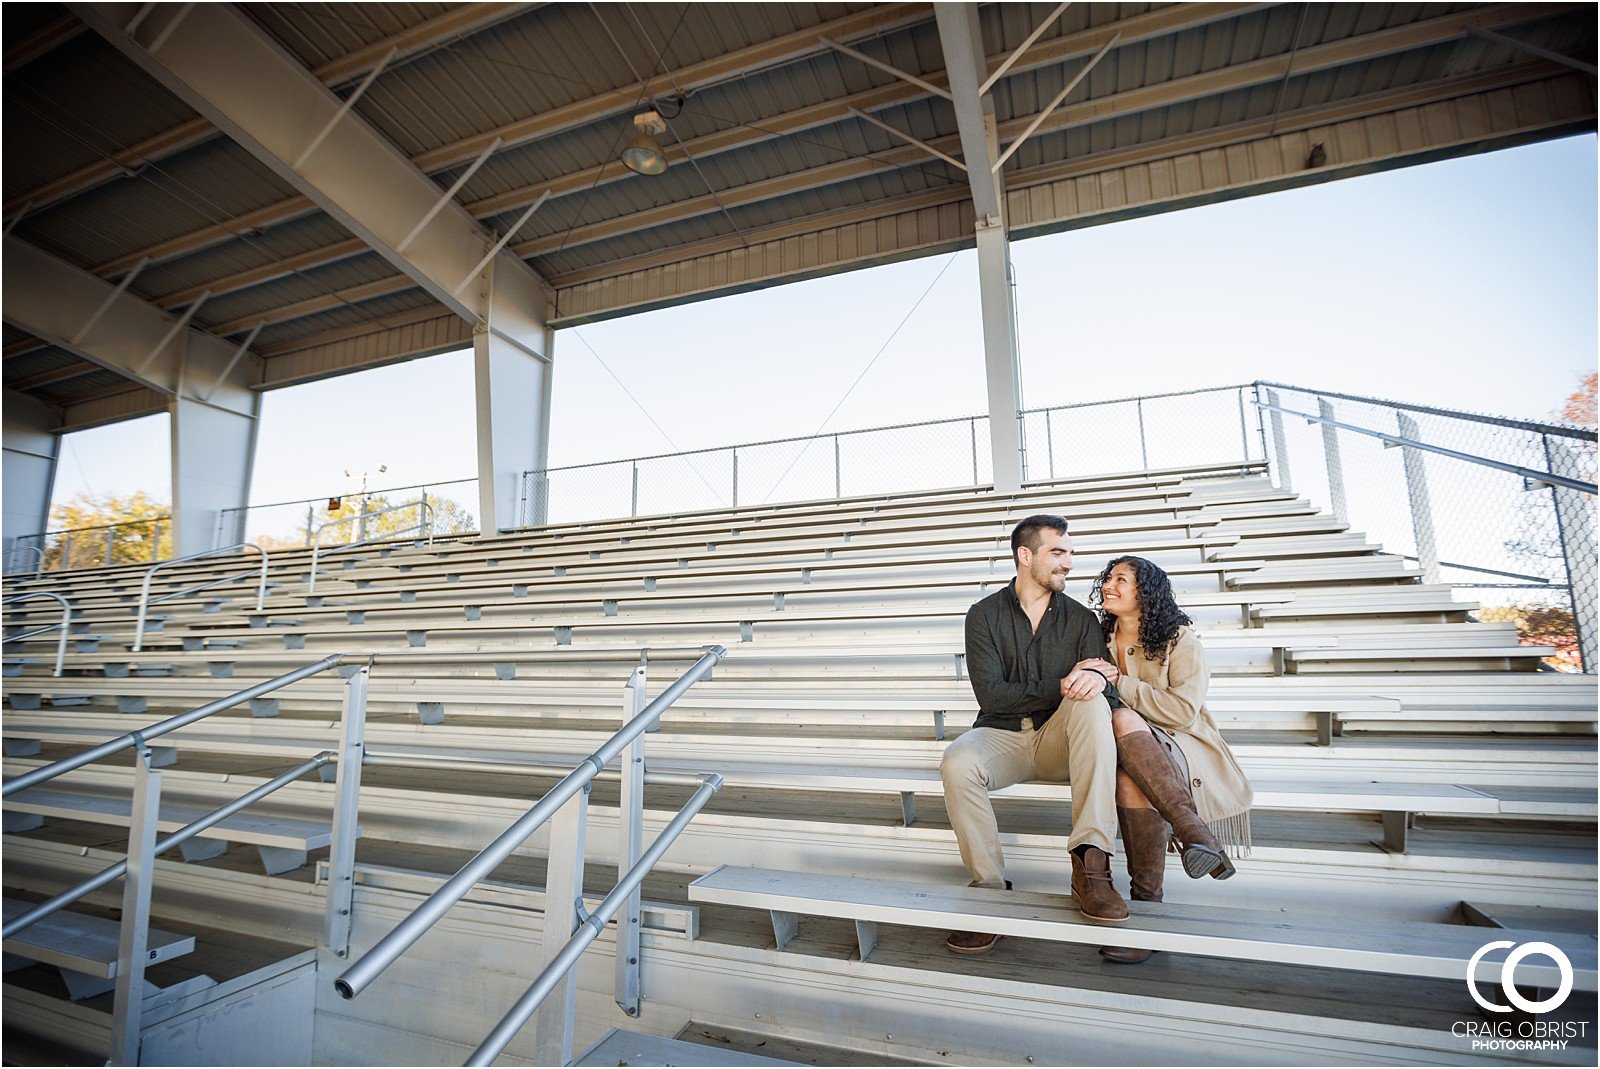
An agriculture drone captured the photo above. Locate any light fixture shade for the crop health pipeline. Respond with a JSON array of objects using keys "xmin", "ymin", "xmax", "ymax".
[{"xmin": 621, "ymin": 133, "xmax": 668, "ymax": 175}]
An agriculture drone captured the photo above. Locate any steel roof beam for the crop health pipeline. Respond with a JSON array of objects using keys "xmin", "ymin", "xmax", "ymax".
[
  {"xmin": 4, "ymin": 15, "xmax": 89, "ymax": 72},
  {"xmin": 5, "ymin": 3, "xmax": 541, "ymax": 218},
  {"xmin": 106, "ymin": 2, "xmax": 1257, "ymax": 287},
  {"xmin": 2, "ymin": 235, "xmax": 258, "ymax": 411},
  {"xmin": 71, "ymin": 2, "xmax": 550, "ymax": 329},
  {"xmin": 7, "ymin": 361, "xmax": 104, "ymax": 392}
]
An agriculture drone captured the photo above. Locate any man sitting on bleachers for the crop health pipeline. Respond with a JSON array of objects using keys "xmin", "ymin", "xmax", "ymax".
[{"xmin": 941, "ymin": 514, "xmax": 1127, "ymax": 953}]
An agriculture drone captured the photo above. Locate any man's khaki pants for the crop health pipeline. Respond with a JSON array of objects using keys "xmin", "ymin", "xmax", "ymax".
[{"xmin": 939, "ymin": 693, "xmax": 1119, "ymax": 889}]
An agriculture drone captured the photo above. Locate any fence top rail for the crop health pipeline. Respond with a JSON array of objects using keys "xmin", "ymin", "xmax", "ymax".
[
  {"xmin": 313, "ymin": 500, "xmax": 434, "ymax": 543},
  {"xmin": 526, "ymin": 386, "xmax": 1259, "ymax": 478},
  {"xmin": 1255, "ymin": 381, "xmax": 1598, "ymax": 441},
  {"xmin": 25, "ymin": 516, "xmax": 170, "ymax": 540},
  {"xmin": 332, "ymin": 644, "xmax": 726, "ymax": 1002},
  {"xmin": 0, "ymin": 654, "xmax": 348, "ymax": 798},
  {"xmin": 1256, "ymin": 398, "xmax": 1598, "ymax": 496},
  {"xmin": 223, "ymin": 479, "xmax": 472, "ymax": 517}
]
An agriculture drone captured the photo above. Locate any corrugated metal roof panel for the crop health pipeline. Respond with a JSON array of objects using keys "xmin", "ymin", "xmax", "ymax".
[
  {"xmin": 195, "ymin": 251, "xmax": 402, "ymax": 331},
  {"xmin": 246, "ymin": 3, "xmax": 458, "ymax": 72},
  {"xmin": 136, "ymin": 214, "xmax": 361, "ymax": 300},
  {"xmin": 252, "ymin": 286, "xmax": 436, "ymax": 350}
]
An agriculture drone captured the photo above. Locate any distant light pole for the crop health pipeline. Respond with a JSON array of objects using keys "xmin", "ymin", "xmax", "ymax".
[{"xmin": 343, "ymin": 465, "xmax": 387, "ymax": 542}]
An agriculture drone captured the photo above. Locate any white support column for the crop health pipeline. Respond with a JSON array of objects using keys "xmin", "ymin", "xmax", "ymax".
[
  {"xmin": 171, "ymin": 389, "xmax": 260, "ymax": 555},
  {"xmin": 2, "ymin": 389, "xmax": 60, "ymax": 568},
  {"xmin": 936, "ymin": 3, "xmax": 1023, "ymax": 491},
  {"xmin": 473, "ymin": 258, "xmax": 553, "ymax": 534}
]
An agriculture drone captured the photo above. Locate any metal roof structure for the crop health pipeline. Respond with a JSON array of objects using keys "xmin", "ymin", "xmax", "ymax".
[{"xmin": 3, "ymin": 2, "xmax": 1595, "ymax": 434}]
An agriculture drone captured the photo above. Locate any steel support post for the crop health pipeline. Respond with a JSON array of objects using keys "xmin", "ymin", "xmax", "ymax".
[
  {"xmin": 1544, "ymin": 435, "xmax": 1596, "ymax": 672},
  {"xmin": 534, "ymin": 785, "xmax": 589, "ymax": 1065},
  {"xmin": 325, "ymin": 665, "xmax": 369, "ymax": 958},
  {"xmin": 109, "ymin": 747, "xmax": 161, "ymax": 1066},
  {"xmin": 1266, "ymin": 389, "xmax": 1293, "ymax": 493},
  {"xmin": 614, "ymin": 664, "xmax": 648, "ymax": 1016},
  {"xmin": 1319, "ymin": 398, "xmax": 1349, "ymax": 525},
  {"xmin": 974, "ymin": 221, "xmax": 1022, "ymax": 490},
  {"xmin": 1397, "ymin": 412, "xmax": 1441, "ymax": 585}
]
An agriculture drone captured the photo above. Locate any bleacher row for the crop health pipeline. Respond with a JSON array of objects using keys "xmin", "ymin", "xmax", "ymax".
[{"xmin": 3, "ymin": 460, "xmax": 1596, "ymax": 1065}]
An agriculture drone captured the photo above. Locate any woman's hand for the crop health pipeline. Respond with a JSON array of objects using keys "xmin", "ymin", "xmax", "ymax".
[{"xmin": 1074, "ymin": 657, "xmax": 1120, "ymax": 684}]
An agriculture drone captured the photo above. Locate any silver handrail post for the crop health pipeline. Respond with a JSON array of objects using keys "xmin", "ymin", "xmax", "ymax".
[
  {"xmin": 109, "ymin": 745, "xmax": 161, "ymax": 1067},
  {"xmin": 534, "ymin": 783, "xmax": 590, "ymax": 1066},
  {"xmin": 614, "ymin": 662, "xmax": 648, "ymax": 1018},
  {"xmin": 1266, "ymin": 388, "xmax": 1292, "ymax": 493},
  {"xmin": 325, "ymin": 664, "xmax": 370, "ymax": 958},
  {"xmin": 1395, "ymin": 411, "xmax": 1441, "ymax": 585},
  {"xmin": 2, "ymin": 592, "xmax": 74, "ymax": 676},
  {"xmin": 132, "ymin": 543, "xmax": 267, "ymax": 652},
  {"xmin": 1318, "ymin": 397, "xmax": 1349, "ymax": 525}
]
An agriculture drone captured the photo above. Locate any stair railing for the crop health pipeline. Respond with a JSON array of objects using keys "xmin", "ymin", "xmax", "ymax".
[
  {"xmin": 131, "ymin": 543, "xmax": 268, "ymax": 652},
  {"xmin": 0, "ymin": 654, "xmax": 367, "ymax": 1067},
  {"xmin": 335, "ymin": 645, "xmax": 728, "ymax": 1066},
  {"xmin": 308, "ymin": 500, "xmax": 434, "ymax": 594},
  {"xmin": 4, "ymin": 544, "xmax": 46, "ymax": 577},
  {"xmin": 1, "ymin": 591, "xmax": 73, "ymax": 676}
]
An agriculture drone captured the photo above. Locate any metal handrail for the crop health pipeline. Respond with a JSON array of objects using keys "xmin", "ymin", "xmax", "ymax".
[
  {"xmin": 468, "ymin": 771, "xmax": 724, "ymax": 1066},
  {"xmin": 5, "ymin": 545, "xmax": 46, "ymax": 578},
  {"xmin": 1, "ymin": 654, "xmax": 345, "ymax": 797},
  {"xmin": 1255, "ymin": 399, "xmax": 1598, "ymax": 495},
  {"xmin": 1, "ymin": 592, "xmax": 72, "ymax": 676},
  {"xmin": 334, "ymin": 645, "xmax": 727, "ymax": 1002},
  {"xmin": 2, "ymin": 750, "xmax": 335, "ymax": 940},
  {"xmin": 309, "ymin": 500, "xmax": 434, "ymax": 594},
  {"xmin": 132, "ymin": 543, "xmax": 268, "ymax": 652}
]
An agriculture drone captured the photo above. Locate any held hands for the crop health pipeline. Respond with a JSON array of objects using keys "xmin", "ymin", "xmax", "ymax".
[
  {"xmin": 1075, "ymin": 657, "xmax": 1120, "ymax": 684},
  {"xmin": 1060, "ymin": 666, "xmax": 1108, "ymax": 701}
]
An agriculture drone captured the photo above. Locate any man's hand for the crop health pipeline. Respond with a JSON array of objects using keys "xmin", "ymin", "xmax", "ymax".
[
  {"xmin": 1060, "ymin": 667, "xmax": 1108, "ymax": 701},
  {"xmin": 1074, "ymin": 657, "xmax": 1120, "ymax": 684}
]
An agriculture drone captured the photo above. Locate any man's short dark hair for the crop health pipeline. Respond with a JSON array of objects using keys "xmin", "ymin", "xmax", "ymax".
[{"xmin": 1011, "ymin": 514, "xmax": 1068, "ymax": 566}]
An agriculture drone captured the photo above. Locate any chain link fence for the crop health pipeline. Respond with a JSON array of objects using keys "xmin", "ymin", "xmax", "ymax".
[
  {"xmin": 216, "ymin": 478, "xmax": 480, "ymax": 551},
  {"xmin": 1256, "ymin": 383, "xmax": 1596, "ymax": 672}
]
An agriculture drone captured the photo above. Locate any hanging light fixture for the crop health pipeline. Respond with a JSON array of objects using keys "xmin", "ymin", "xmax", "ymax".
[{"xmin": 621, "ymin": 111, "xmax": 669, "ymax": 176}]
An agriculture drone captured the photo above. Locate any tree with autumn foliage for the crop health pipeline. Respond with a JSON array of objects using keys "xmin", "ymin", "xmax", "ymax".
[{"xmin": 44, "ymin": 491, "xmax": 171, "ymax": 570}]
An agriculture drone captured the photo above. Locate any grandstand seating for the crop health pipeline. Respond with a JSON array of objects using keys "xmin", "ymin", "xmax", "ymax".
[{"xmin": 3, "ymin": 461, "xmax": 1595, "ymax": 1065}]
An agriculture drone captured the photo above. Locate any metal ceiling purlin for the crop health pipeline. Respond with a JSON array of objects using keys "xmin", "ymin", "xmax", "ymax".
[
  {"xmin": 5, "ymin": 3, "xmax": 542, "ymax": 217},
  {"xmin": 71, "ymin": 1, "xmax": 549, "ymax": 334},
  {"xmin": 4, "ymin": 13, "xmax": 89, "ymax": 73}
]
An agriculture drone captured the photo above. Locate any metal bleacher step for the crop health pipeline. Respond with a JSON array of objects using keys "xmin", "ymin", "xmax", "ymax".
[
  {"xmin": 573, "ymin": 1027, "xmax": 802, "ymax": 1067},
  {"xmin": 687, "ymin": 867, "xmax": 1600, "ymax": 988},
  {"xmin": 2, "ymin": 898, "xmax": 197, "ymax": 1002},
  {"xmin": 3, "ymin": 786, "xmax": 352, "ymax": 874}
]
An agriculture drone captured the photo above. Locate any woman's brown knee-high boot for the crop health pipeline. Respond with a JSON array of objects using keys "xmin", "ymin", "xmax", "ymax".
[
  {"xmin": 1116, "ymin": 730, "xmax": 1236, "ymax": 881},
  {"xmin": 1100, "ymin": 806, "xmax": 1169, "ymax": 964}
]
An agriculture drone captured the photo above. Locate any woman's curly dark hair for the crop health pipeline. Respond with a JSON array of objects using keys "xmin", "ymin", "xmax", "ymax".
[{"xmin": 1089, "ymin": 555, "xmax": 1191, "ymax": 665}]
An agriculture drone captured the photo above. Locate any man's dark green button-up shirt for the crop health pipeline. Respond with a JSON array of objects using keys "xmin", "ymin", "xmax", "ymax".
[{"xmin": 964, "ymin": 580, "xmax": 1122, "ymax": 731}]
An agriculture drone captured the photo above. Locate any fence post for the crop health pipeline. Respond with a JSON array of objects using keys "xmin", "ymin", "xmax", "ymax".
[
  {"xmin": 970, "ymin": 418, "xmax": 980, "ymax": 486},
  {"xmin": 108, "ymin": 745, "xmax": 162, "ymax": 1066},
  {"xmin": 1396, "ymin": 412, "xmax": 1441, "ymax": 585},
  {"xmin": 325, "ymin": 664, "xmax": 369, "ymax": 958},
  {"xmin": 1318, "ymin": 398, "xmax": 1350, "ymax": 525},
  {"xmin": 1136, "ymin": 399, "xmax": 1150, "ymax": 471},
  {"xmin": 356, "ymin": 499, "xmax": 369, "ymax": 544},
  {"xmin": 614, "ymin": 663, "xmax": 648, "ymax": 1017},
  {"xmin": 305, "ymin": 505, "xmax": 315, "ymax": 548},
  {"xmin": 533, "ymin": 785, "xmax": 589, "ymax": 1066},
  {"xmin": 1236, "ymin": 388, "xmax": 1251, "ymax": 463},
  {"xmin": 63, "ymin": 532, "xmax": 74, "ymax": 571},
  {"xmin": 631, "ymin": 462, "xmax": 639, "ymax": 518},
  {"xmin": 731, "ymin": 448, "xmax": 739, "ymax": 508},
  {"xmin": 1265, "ymin": 389, "xmax": 1292, "ymax": 493},
  {"xmin": 1045, "ymin": 408, "xmax": 1055, "ymax": 479},
  {"xmin": 1544, "ymin": 435, "xmax": 1596, "ymax": 672},
  {"xmin": 104, "ymin": 527, "xmax": 116, "ymax": 566},
  {"xmin": 151, "ymin": 521, "xmax": 162, "ymax": 562}
]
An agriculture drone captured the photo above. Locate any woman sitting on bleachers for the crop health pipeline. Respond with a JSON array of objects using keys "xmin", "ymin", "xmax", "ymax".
[{"xmin": 1080, "ymin": 555, "xmax": 1253, "ymax": 964}]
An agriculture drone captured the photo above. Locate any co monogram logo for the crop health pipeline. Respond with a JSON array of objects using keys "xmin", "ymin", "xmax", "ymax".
[{"xmin": 1467, "ymin": 941, "xmax": 1574, "ymax": 1015}]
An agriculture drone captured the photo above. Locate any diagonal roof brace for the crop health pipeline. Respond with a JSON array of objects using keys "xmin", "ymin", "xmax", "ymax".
[
  {"xmin": 980, "ymin": 2, "xmax": 1072, "ymax": 95},
  {"xmin": 821, "ymin": 35, "xmax": 953, "ymax": 100},
  {"xmin": 1467, "ymin": 25, "xmax": 1597, "ymax": 75},
  {"xmin": 991, "ymin": 32, "xmax": 1120, "ymax": 174},
  {"xmin": 848, "ymin": 108, "xmax": 966, "ymax": 170}
]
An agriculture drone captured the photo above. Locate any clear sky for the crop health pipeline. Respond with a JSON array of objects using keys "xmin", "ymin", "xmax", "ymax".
[{"xmin": 48, "ymin": 133, "xmax": 1597, "ymax": 518}]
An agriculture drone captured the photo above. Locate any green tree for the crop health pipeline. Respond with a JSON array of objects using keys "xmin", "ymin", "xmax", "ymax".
[{"xmin": 45, "ymin": 491, "xmax": 171, "ymax": 570}]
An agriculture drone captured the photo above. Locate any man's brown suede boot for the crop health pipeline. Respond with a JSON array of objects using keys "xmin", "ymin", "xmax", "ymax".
[
  {"xmin": 1100, "ymin": 806, "xmax": 1168, "ymax": 963},
  {"xmin": 1071, "ymin": 846, "xmax": 1128, "ymax": 925},
  {"xmin": 1116, "ymin": 730, "xmax": 1236, "ymax": 880}
]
